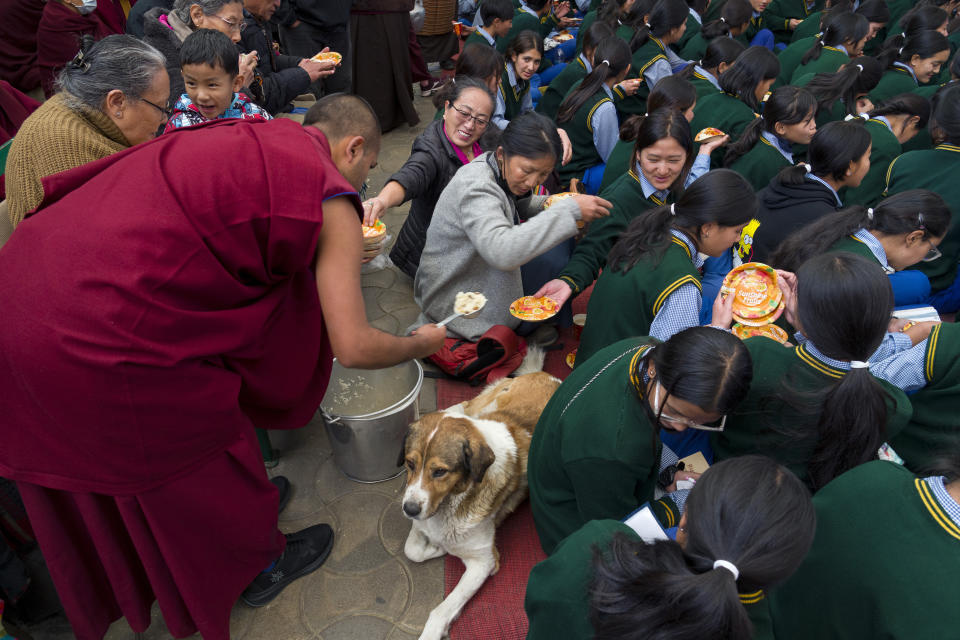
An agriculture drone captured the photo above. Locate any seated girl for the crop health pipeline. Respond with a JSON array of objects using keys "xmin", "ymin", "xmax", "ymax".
[
  {"xmin": 535, "ymin": 108, "xmax": 723, "ymax": 307},
  {"xmin": 743, "ymin": 120, "xmax": 871, "ymax": 263},
  {"xmin": 492, "ymin": 31, "xmax": 543, "ymax": 129},
  {"xmin": 789, "ymin": 11, "xmax": 869, "ymax": 83},
  {"xmin": 712, "ymin": 253, "xmax": 914, "ymax": 492},
  {"xmin": 870, "ymin": 31, "xmax": 950, "ymax": 104},
  {"xmin": 577, "ymin": 169, "xmax": 755, "ymax": 363},
  {"xmin": 528, "ymin": 326, "xmax": 753, "ymax": 554},
  {"xmin": 679, "ymin": 0, "xmax": 751, "ymax": 62},
  {"xmin": 538, "ymin": 21, "xmax": 615, "ymax": 121},
  {"xmin": 771, "ymin": 190, "xmax": 950, "ymax": 308},
  {"xmin": 685, "ymin": 35, "xmax": 745, "ymax": 99},
  {"xmin": 526, "ymin": 456, "xmax": 816, "ymax": 640},
  {"xmin": 413, "ymin": 112, "xmax": 611, "ymax": 342},
  {"xmin": 689, "ymin": 46, "xmax": 780, "ymax": 167},
  {"xmin": 556, "ymin": 37, "xmax": 633, "ymax": 194},
  {"xmin": 618, "ymin": 0, "xmax": 691, "ymax": 116},
  {"xmin": 362, "ymin": 77, "xmax": 495, "ymax": 278},
  {"xmin": 801, "ymin": 56, "xmax": 882, "ymax": 126},
  {"xmin": 724, "ymin": 85, "xmax": 817, "ymax": 191},
  {"xmin": 844, "ymin": 93, "xmax": 930, "ymax": 206},
  {"xmin": 769, "ymin": 458, "xmax": 960, "ymax": 639}
]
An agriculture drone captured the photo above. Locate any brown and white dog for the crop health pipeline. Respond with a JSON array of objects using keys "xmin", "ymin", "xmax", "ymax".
[{"xmin": 401, "ymin": 371, "xmax": 560, "ymax": 640}]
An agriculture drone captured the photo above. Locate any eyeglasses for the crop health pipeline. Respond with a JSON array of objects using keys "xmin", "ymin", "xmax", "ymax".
[
  {"xmin": 652, "ymin": 382, "xmax": 727, "ymax": 432},
  {"xmin": 922, "ymin": 241, "xmax": 942, "ymax": 263},
  {"xmin": 141, "ymin": 97, "xmax": 172, "ymax": 119},
  {"xmin": 449, "ymin": 103, "xmax": 490, "ymax": 128},
  {"xmin": 212, "ymin": 14, "xmax": 247, "ymax": 32}
]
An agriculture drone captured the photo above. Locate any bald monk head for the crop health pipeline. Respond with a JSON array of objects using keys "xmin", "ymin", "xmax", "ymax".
[{"xmin": 304, "ymin": 93, "xmax": 381, "ymax": 192}]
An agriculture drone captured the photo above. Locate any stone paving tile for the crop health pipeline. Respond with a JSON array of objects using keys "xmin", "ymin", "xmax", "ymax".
[
  {"xmin": 369, "ymin": 313, "xmax": 402, "ymax": 335},
  {"xmin": 317, "ymin": 614, "xmax": 395, "ymax": 640},
  {"xmin": 393, "ymin": 555, "xmax": 445, "ymax": 637},
  {"xmin": 301, "ymin": 560, "xmax": 410, "ymax": 635},
  {"xmin": 323, "ymin": 492, "xmax": 401, "ymax": 574}
]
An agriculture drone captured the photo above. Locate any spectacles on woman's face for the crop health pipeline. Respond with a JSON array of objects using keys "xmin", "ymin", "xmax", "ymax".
[
  {"xmin": 213, "ymin": 14, "xmax": 247, "ymax": 32},
  {"xmin": 652, "ymin": 382, "xmax": 726, "ymax": 431},
  {"xmin": 141, "ymin": 97, "xmax": 172, "ymax": 119},
  {"xmin": 449, "ymin": 103, "xmax": 490, "ymax": 128}
]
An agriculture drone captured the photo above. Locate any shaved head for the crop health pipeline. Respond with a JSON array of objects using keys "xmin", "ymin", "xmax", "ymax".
[{"xmin": 304, "ymin": 93, "xmax": 381, "ymax": 152}]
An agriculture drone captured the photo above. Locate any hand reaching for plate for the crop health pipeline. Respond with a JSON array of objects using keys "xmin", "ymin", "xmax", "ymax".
[
  {"xmin": 573, "ymin": 194, "xmax": 612, "ymax": 222},
  {"xmin": 533, "ymin": 279, "xmax": 573, "ymax": 307},
  {"xmin": 775, "ymin": 269, "xmax": 798, "ymax": 327}
]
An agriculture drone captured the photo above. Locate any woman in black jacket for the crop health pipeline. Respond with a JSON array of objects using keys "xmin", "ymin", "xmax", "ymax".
[{"xmin": 364, "ymin": 76, "xmax": 496, "ymax": 278}]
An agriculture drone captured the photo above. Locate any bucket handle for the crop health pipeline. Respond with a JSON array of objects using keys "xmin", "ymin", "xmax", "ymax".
[{"xmin": 320, "ymin": 407, "xmax": 341, "ymax": 424}]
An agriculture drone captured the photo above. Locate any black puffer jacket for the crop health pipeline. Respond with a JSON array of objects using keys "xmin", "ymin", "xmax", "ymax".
[
  {"xmin": 240, "ymin": 12, "xmax": 310, "ymax": 114},
  {"xmin": 749, "ymin": 175, "xmax": 842, "ymax": 263},
  {"xmin": 389, "ymin": 119, "xmax": 494, "ymax": 278},
  {"xmin": 141, "ymin": 7, "xmax": 185, "ymax": 104}
]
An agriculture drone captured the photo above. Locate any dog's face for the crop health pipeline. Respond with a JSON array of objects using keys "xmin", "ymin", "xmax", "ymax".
[{"xmin": 401, "ymin": 411, "xmax": 495, "ymax": 521}]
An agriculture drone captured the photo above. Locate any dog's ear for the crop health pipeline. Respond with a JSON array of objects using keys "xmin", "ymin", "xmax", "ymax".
[
  {"xmin": 461, "ymin": 437, "xmax": 495, "ymax": 483},
  {"xmin": 398, "ymin": 419, "xmax": 421, "ymax": 467}
]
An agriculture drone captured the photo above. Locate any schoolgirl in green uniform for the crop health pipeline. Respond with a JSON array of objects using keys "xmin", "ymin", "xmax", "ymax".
[
  {"xmin": 870, "ymin": 31, "xmax": 950, "ymax": 104},
  {"xmin": 575, "ymin": 0, "xmax": 634, "ymax": 54},
  {"xmin": 497, "ymin": 0, "xmax": 566, "ymax": 59},
  {"xmin": 618, "ymin": 0, "xmax": 690, "ymax": 115},
  {"xmin": 774, "ymin": 34, "xmax": 817, "ymax": 87},
  {"xmin": 712, "ymin": 253, "xmax": 913, "ymax": 492},
  {"xmin": 800, "ymin": 55, "xmax": 882, "ymax": 126},
  {"xmin": 789, "ymin": 12, "xmax": 869, "ymax": 83},
  {"xmin": 765, "ymin": 0, "xmax": 825, "ymax": 43},
  {"xmin": 689, "ymin": 46, "xmax": 780, "ymax": 166},
  {"xmin": 537, "ymin": 21, "xmax": 614, "ymax": 120},
  {"xmin": 527, "ymin": 326, "xmax": 753, "ymax": 554},
  {"xmin": 678, "ymin": 0, "xmax": 751, "ymax": 62},
  {"xmin": 770, "ymin": 190, "xmax": 950, "ymax": 309},
  {"xmin": 843, "ymin": 93, "xmax": 930, "ymax": 206},
  {"xmin": 725, "ymin": 85, "xmax": 817, "ymax": 191},
  {"xmin": 769, "ymin": 459, "xmax": 960, "ymax": 639},
  {"xmin": 463, "ymin": 0, "xmax": 514, "ymax": 49},
  {"xmin": 492, "ymin": 31, "xmax": 544, "ymax": 128},
  {"xmin": 526, "ymin": 456, "xmax": 816, "ymax": 640},
  {"xmin": 685, "ymin": 36, "xmax": 745, "ymax": 100},
  {"xmin": 535, "ymin": 107, "xmax": 723, "ymax": 306},
  {"xmin": 854, "ymin": 0, "xmax": 889, "ymax": 56},
  {"xmin": 556, "ymin": 37, "xmax": 632, "ymax": 191},
  {"xmin": 884, "ymin": 84, "xmax": 960, "ymax": 296},
  {"xmin": 600, "ymin": 74, "xmax": 698, "ymax": 190},
  {"xmin": 577, "ymin": 170, "xmax": 755, "ymax": 362},
  {"xmin": 893, "ymin": 4, "xmax": 952, "ymax": 87}
]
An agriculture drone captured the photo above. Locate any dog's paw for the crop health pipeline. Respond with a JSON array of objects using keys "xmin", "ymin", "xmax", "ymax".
[
  {"xmin": 405, "ymin": 531, "xmax": 446, "ymax": 563},
  {"xmin": 418, "ymin": 612, "xmax": 450, "ymax": 640}
]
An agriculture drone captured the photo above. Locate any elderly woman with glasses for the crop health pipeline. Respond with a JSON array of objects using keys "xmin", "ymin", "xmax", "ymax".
[
  {"xmin": 6, "ymin": 35, "xmax": 170, "ymax": 228},
  {"xmin": 528, "ymin": 326, "xmax": 753, "ymax": 555},
  {"xmin": 363, "ymin": 76, "xmax": 497, "ymax": 278}
]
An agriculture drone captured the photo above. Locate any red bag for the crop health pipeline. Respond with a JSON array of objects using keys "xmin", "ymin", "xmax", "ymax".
[{"xmin": 427, "ymin": 325, "xmax": 527, "ymax": 385}]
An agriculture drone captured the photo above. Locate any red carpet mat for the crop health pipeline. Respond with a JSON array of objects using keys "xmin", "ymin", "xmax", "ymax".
[{"xmin": 443, "ymin": 501, "xmax": 546, "ymax": 640}]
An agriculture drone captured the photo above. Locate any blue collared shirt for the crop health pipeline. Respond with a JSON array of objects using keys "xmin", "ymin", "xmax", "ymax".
[
  {"xmin": 578, "ymin": 53, "xmax": 592, "ymax": 73},
  {"xmin": 869, "ymin": 336, "xmax": 928, "ymax": 392},
  {"xmin": 591, "ymin": 84, "xmax": 620, "ymax": 163},
  {"xmin": 805, "ymin": 173, "xmax": 843, "ymax": 207},
  {"xmin": 688, "ymin": 6, "xmax": 702, "ymax": 24},
  {"xmin": 493, "ymin": 62, "xmax": 532, "ymax": 129},
  {"xmin": 893, "ymin": 61, "xmax": 919, "ymax": 85},
  {"xmin": 519, "ymin": 1, "xmax": 538, "ymax": 19},
  {"xmin": 794, "ymin": 331, "xmax": 913, "ymax": 366},
  {"xmin": 761, "ymin": 130, "xmax": 794, "ymax": 163},
  {"xmin": 633, "ymin": 153, "xmax": 711, "ymax": 201},
  {"xmin": 650, "ymin": 230, "xmax": 706, "ymax": 341},
  {"xmin": 853, "ymin": 228, "xmax": 895, "ymax": 273},
  {"xmin": 692, "ymin": 65, "xmax": 720, "ymax": 90},
  {"xmin": 475, "ymin": 26, "xmax": 495, "ymax": 45},
  {"xmin": 926, "ymin": 476, "xmax": 960, "ymax": 527}
]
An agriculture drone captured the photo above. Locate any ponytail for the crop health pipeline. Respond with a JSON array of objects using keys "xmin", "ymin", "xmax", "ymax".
[
  {"xmin": 818, "ymin": 0, "xmax": 853, "ymax": 32},
  {"xmin": 607, "ymin": 169, "xmax": 756, "ymax": 271},
  {"xmin": 800, "ymin": 12, "xmax": 869, "ymax": 65},
  {"xmin": 770, "ymin": 189, "xmax": 951, "ymax": 271},
  {"xmin": 795, "ymin": 253, "xmax": 894, "ymax": 489},
  {"xmin": 698, "ymin": 35, "xmax": 745, "ymax": 73},
  {"xmin": 803, "ymin": 55, "xmax": 882, "ymax": 117},
  {"xmin": 616, "ymin": 76, "xmax": 697, "ymax": 142},
  {"xmin": 876, "ymin": 30, "xmax": 950, "ymax": 71},
  {"xmin": 700, "ymin": 0, "xmax": 751, "ymax": 40},
  {"xmin": 598, "ymin": 0, "xmax": 633, "ymax": 27},
  {"xmin": 899, "ymin": 4, "xmax": 949, "ymax": 37},
  {"xmin": 591, "ymin": 456, "xmax": 815, "ymax": 640},
  {"xmin": 725, "ymin": 85, "xmax": 816, "ymax": 166},
  {"xmin": 558, "ymin": 37, "xmax": 631, "ymax": 122},
  {"xmin": 774, "ymin": 120, "xmax": 870, "ymax": 185},
  {"xmin": 868, "ymin": 92, "xmax": 931, "ymax": 129},
  {"xmin": 580, "ymin": 21, "xmax": 616, "ymax": 60},
  {"xmin": 629, "ymin": 0, "xmax": 688, "ymax": 51}
]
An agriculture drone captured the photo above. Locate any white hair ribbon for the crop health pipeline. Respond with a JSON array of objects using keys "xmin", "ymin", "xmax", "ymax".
[
  {"xmin": 719, "ymin": 16, "xmax": 726, "ymax": 23},
  {"xmin": 670, "ymin": 203, "xmax": 677, "ymax": 216},
  {"xmin": 850, "ymin": 361, "xmax": 870, "ymax": 369},
  {"xmin": 855, "ymin": 64, "xmax": 863, "ymax": 72},
  {"xmin": 866, "ymin": 207, "xmax": 874, "ymax": 221},
  {"xmin": 602, "ymin": 59, "xmax": 610, "ymax": 65},
  {"xmin": 713, "ymin": 560, "xmax": 740, "ymax": 579},
  {"xmin": 802, "ymin": 163, "xmax": 812, "ymax": 173},
  {"xmin": 645, "ymin": 21, "xmax": 652, "ymax": 28}
]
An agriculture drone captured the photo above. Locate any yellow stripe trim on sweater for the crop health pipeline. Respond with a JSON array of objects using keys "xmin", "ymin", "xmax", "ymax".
[
  {"xmin": 935, "ymin": 144, "xmax": 960, "ymax": 153},
  {"xmin": 586, "ymin": 97, "xmax": 612, "ymax": 134},
  {"xmin": 559, "ymin": 275, "xmax": 580, "ymax": 295},
  {"xmin": 915, "ymin": 479, "xmax": 960, "ymax": 542},
  {"xmin": 639, "ymin": 54, "xmax": 668, "ymax": 76},
  {"xmin": 657, "ymin": 499, "xmax": 676, "ymax": 527},
  {"xmin": 671, "ymin": 235, "xmax": 692, "ymax": 259},
  {"xmin": 848, "ymin": 234, "xmax": 866, "ymax": 244},
  {"xmin": 739, "ymin": 590, "xmax": 765, "ymax": 604},
  {"xmin": 925, "ymin": 323, "xmax": 941, "ymax": 383},
  {"xmin": 653, "ymin": 275, "xmax": 702, "ymax": 315},
  {"xmin": 883, "ymin": 154, "xmax": 900, "ymax": 196},
  {"xmin": 795, "ymin": 344, "xmax": 845, "ymax": 379},
  {"xmin": 628, "ymin": 344, "xmax": 653, "ymax": 395}
]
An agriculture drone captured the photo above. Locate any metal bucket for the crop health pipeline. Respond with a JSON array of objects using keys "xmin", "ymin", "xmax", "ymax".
[{"xmin": 319, "ymin": 359, "xmax": 422, "ymax": 483}]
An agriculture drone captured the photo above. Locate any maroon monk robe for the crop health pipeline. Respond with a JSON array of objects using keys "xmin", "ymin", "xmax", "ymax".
[
  {"xmin": 94, "ymin": 0, "xmax": 129, "ymax": 34},
  {"xmin": 0, "ymin": 0, "xmax": 44, "ymax": 92},
  {"xmin": 0, "ymin": 118, "xmax": 361, "ymax": 639},
  {"xmin": 37, "ymin": 1, "xmax": 116, "ymax": 97},
  {"xmin": 0, "ymin": 80, "xmax": 40, "ymax": 145}
]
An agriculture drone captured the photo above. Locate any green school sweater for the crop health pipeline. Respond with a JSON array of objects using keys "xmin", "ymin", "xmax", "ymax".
[
  {"xmin": 674, "ymin": 13, "xmax": 701, "ymax": 53},
  {"xmin": 769, "ymin": 461, "xmax": 960, "ymax": 640},
  {"xmin": 526, "ymin": 518, "xmax": 777, "ymax": 640},
  {"xmin": 789, "ymin": 46, "xmax": 848, "ymax": 84},
  {"xmin": 688, "ymin": 91, "xmax": 758, "ymax": 167},
  {"xmin": 890, "ymin": 323, "xmax": 960, "ymax": 473},
  {"xmin": 679, "ymin": 30, "xmax": 708, "ymax": 63},
  {"xmin": 869, "ymin": 67, "xmax": 919, "ymax": 104},
  {"xmin": 558, "ymin": 86, "xmax": 612, "ymax": 183},
  {"xmin": 597, "ymin": 138, "xmax": 633, "ymax": 193},
  {"xmin": 727, "ymin": 134, "xmax": 792, "ymax": 191},
  {"xmin": 497, "ymin": 9, "xmax": 557, "ymax": 72},
  {"xmin": 790, "ymin": 11, "xmax": 821, "ymax": 42},
  {"xmin": 827, "ymin": 234, "xmax": 881, "ymax": 262},
  {"xmin": 767, "ymin": 0, "xmax": 823, "ymax": 41},
  {"xmin": 703, "ymin": 0, "xmax": 727, "ymax": 23},
  {"xmin": 885, "ymin": 144, "xmax": 960, "ymax": 291},
  {"xmin": 711, "ymin": 337, "xmax": 912, "ymax": 491},
  {"xmin": 577, "ymin": 236, "xmax": 701, "ymax": 364},
  {"xmin": 463, "ymin": 30, "xmax": 494, "ymax": 49},
  {"xmin": 558, "ymin": 168, "xmax": 665, "ymax": 295},
  {"xmin": 536, "ymin": 55, "xmax": 589, "ymax": 120},
  {"xmin": 498, "ymin": 63, "xmax": 530, "ymax": 122},
  {"xmin": 689, "ymin": 69, "xmax": 721, "ymax": 100},
  {"xmin": 574, "ymin": 9, "xmax": 597, "ymax": 55},
  {"xmin": 843, "ymin": 119, "xmax": 902, "ymax": 207},
  {"xmin": 618, "ymin": 36, "xmax": 670, "ymax": 116},
  {"xmin": 527, "ymin": 338, "xmax": 680, "ymax": 555},
  {"xmin": 774, "ymin": 36, "xmax": 817, "ymax": 88}
]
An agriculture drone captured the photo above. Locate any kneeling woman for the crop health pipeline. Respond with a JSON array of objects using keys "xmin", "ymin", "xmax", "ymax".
[
  {"xmin": 712, "ymin": 253, "xmax": 913, "ymax": 492},
  {"xmin": 413, "ymin": 112, "xmax": 611, "ymax": 341},
  {"xmin": 526, "ymin": 456, "xmax": 816, "ymax": 640},
  {"xmin": 528, "ymin": 326, "xmax": 752, "ymax": 554},
  {"xmin": 577, "ymin": 169, "xmax": 756, "ymax": 364}
]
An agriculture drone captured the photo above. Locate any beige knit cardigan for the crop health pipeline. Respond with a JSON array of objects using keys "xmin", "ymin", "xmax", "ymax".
[{"xmin": 6, "ymin": 92, "xmax": 130, "ymax": 227}]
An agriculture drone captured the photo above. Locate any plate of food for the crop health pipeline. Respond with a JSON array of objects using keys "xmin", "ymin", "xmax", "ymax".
[
  {"xmin": 694, "ymin": 127, "xmax": 726, "ymax": 143},
  {"xmin": 732, "ymin": 323, "xmax": 789, "ymax": 343},
  {"xmin": 361, "ymin": 219, "xmax": 386, "ymax": 243},
  {"xmin": 509, "ymin": 296, "xmax": 560, "ymax": 321},
  {"xmin": 722, "ymin": 262, "xmax": 783, "ymax": 324},
  {"xmin": 552, "ymin": 31, "xmax": 574, "ymax": 42},
  {"xmin": 543, "ymin": 192, "xmax": 577, "ymax": 208},
  {"xmin": 312, "ymin": 51, "xmax": 343, "ymax": 64}
]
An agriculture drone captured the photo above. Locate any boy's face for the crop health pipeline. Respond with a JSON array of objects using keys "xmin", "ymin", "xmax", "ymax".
[
  {"xmin": 181, "ymin": 62, "xmax": 242, "ymax": 120},
  {"xmin": 490, "ymin": 17, "xmax": 513, "ymax": 38}
]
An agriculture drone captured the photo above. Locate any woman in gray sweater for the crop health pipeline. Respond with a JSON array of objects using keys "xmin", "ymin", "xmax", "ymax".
[{"xmin": 414, "ymin": 112, "xmax": 612, "ymax": 341}]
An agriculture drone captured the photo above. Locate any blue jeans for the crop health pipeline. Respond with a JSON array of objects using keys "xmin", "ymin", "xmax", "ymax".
[
  {"xmin": 518, "ymin": 237, "xmax": 576, "ymax": 333},
  {"xmin": 750, "ymin": 28, "xmax": 776, "ymax": 50}
]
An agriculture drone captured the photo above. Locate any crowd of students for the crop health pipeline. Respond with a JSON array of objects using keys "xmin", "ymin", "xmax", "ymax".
[{"xmin": 2, "ymin": 0, "xmax": 960, "ymax": 637}]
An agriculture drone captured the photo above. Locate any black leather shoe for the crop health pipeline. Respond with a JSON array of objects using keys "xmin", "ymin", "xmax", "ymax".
[{"xmin": 241, "ymin": 524, "xmax": 335, "ymax": 607}]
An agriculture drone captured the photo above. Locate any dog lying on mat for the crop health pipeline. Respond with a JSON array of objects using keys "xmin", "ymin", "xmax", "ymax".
[{"xmin": 401, "ymin": 371, "xmax": 560, "ymax": 640}]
